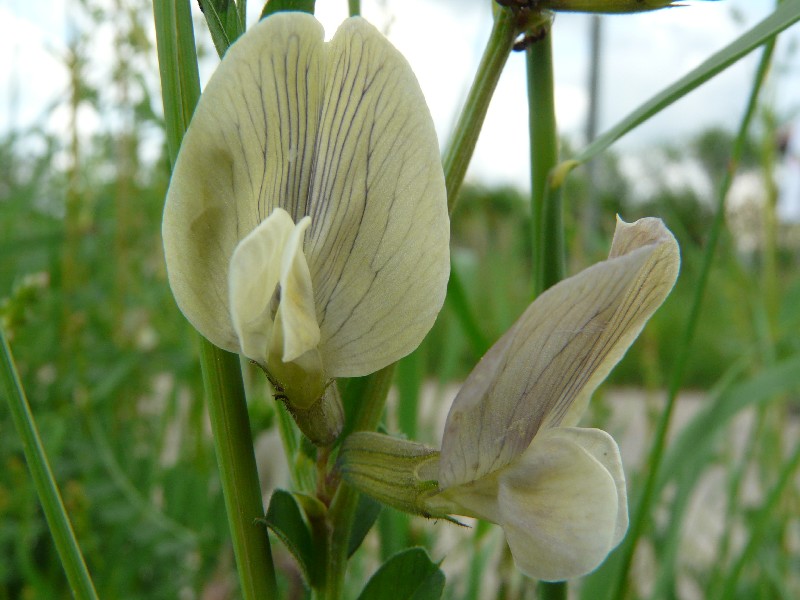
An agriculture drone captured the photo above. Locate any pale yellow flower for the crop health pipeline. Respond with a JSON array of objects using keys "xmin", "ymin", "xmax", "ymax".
[
  {"xmin": 162, "ymin": 14, "xmax": 449, "ymax": 413},
  {"xmin": 425, "ymin": 217, "xmax": 680, "ymax": 581}
]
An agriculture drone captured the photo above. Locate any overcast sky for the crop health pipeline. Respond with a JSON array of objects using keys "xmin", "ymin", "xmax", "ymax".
[{"xmin": 2, "ymin": 0, "xmax": 799, "ymax": 191}]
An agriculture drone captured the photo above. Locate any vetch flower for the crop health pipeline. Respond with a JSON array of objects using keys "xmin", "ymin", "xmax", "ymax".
[
  {"xmin": 426, "ymin": 216, "xmax": 680, "ymax": 581},
  {"xmin": 162, "ymin": 14, "xmax": 449, "ymax": 442},
  {"xmin": 340, "ymin": 217, "xmax": 679, "ymax": 581}
]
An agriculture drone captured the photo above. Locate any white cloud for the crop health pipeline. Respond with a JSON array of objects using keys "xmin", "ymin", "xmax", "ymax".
[{"xmin": 4, "ymin": 0, "xmax": 799, "ymax": 193}]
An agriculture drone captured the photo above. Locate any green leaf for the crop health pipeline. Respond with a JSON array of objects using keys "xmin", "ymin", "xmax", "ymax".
[
  {"xmin": 198, "ymin": 0, "xmax": 243, "ymax": 58},
  {"xmin": 348, "ymin": 493, "xmax": 382, "ymax": 558},
  {"xmin": 357, "ymin": 547, "xmax": 445, "ymax": 600},
  {"xmin": 260, "ymin": 0, "xmax": 316, "ymax": 19},
  {"xmin": 264, "ymin": 489, "xmax": 314, "ymax": 584}
]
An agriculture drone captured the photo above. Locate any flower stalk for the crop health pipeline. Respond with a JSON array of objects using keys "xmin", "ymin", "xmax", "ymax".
[
  {"xmin": 322, "ymin": 365, "xmax": 396, "ymax": 600},
  {"xmin": 200, "ymin": 343, "xmax": 278, "ymax": 599}
]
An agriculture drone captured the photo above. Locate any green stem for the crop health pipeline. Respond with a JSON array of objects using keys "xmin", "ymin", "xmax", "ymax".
[
  {"xmin": 238, "ymin": 0, "xmax": 247, "ymax": 32},
  {"xmin": 526, "ymin": 21, "xmax": 562, "ymax": 296},
  {"xmin": 538, "ymin": 581, "xmax": 567, "ymax": 600},
  {"xmin": 608, "ymin": 36, "xmax": 777, "ymax": 600},
  {"xmin": 322, "ymin": 365, "xmax": 395, "ymax": 600},
  {"xmin": 444, "ymin": 8, "xmax": 518, "ymax": 214},
  {"xmin": 201, "ymin": 343, "xmax": 278, "ymax": 599},
  {"xmin": 348, "ymin": 0, "xmax": 360, "ymax": 17},
  {"xmin": 526, "ymin": 20, "xmax": 567, "ymax": 599},
  {"xmin": 153, "ymin": 0, "xmax": 201, "ymax": 166},
  {"xmin": 153, "ymin": 1, "xmax": 277, "ymax": 597},
  {"xmin": 1, "ymin": 329, "xmax": 99, "ymax": 600}
]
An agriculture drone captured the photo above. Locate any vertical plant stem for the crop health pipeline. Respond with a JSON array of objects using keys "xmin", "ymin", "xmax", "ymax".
[
  {"xmin": 238, "ymin": 0, "xmax": 247, "ymax": 32},
  {"xmin": 1, "ymin": 330, "xmax": 99, "ymax": 600},
  {"xmin": 609, "ymin": 38, "xmax": 777, "ymax": 600},
  {"xmin": 323, "ymin": 364, "xmax": 396, "ymax": 600},
  {"xmin": 200, "ymin": 343, "xmax": 278, "ymax": 599},
  {"xmin": 538, "ymin": 581, "xmax": 566, "ymax": 600},
  {"xmin": 153, "ymin": 1, "xmax": 277, "ymax": 598},
  {"xmin": 526, "ymin": 19, "xmax": 567, "ymax": 598},
  {"xmin": 527, "ymin": 21, "xmax": 563, "ymax": 297},
  {"xmin": 444, "ymin": 8, "xmax": 518, "ymax": 214},
  {"xmin": 348, "ymin": 0, "xmax": 360, "ymax": 17}
]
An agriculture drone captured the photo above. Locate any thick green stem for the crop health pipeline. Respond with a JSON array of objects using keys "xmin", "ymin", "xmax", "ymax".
[
  {"xmin": 444, "ymin": 8, "xmax": 518, "ymax": 214},
  {"xmin": 608, "ymin": 37, "xmax": 777, "ymax": 600},
  {"xmin": 153, "ymin": 1, "xmax": 277, "ymax": 597},
  {"xmin": 348, "ymin": 0, "xmax": 360, "ymax": 17},
  {"xmin": 538, "ymin": 581, "xmax": 567, "ymax": 600},
  {"xmin": 527, "ymin": 23, "xmax": 563, "ymax": 297},
  {"xmin": 1, "ymin": 330, "xmax": 99, "ymax": 600},
  {"xmin": 322, "ymin": 364, "xmax": 396, "ymax": 600},
  {"xmin": 201, "ymin": 343, "xmax": 278, "ymax": 599}
]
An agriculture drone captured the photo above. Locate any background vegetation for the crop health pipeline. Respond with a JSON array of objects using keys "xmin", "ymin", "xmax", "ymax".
[{"xmin": 2, "ymin": 1, "xmax": 800, "ymax": 599}]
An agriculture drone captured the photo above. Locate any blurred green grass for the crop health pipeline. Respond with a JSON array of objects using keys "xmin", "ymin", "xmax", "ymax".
[{"xmin": 3, "ymin": 4, "xmax": 800, "ymax": 597}]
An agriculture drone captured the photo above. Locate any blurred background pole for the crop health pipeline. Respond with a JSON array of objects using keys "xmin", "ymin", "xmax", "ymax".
[{"xmin": 583, "ymin": 15, "xmax": 603, "ymax": 252}]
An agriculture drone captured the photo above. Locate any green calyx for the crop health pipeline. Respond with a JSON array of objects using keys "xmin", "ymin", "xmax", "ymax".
[
  {"xmin": 279, "ymin": 381, "xmax": 344, "ymax": 447},
  {"xmin": 338, "ymin": 432, "xmax": 451, "ymax": 520}
]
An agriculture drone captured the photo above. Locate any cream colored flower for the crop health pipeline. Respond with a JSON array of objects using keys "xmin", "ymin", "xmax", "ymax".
[
  {"xmin": 162, "ymin": 14, "xmax": 449, "ymax": 411},
  {"xmin": 425, "ymin": 217, "xmax": 680, "ymax": 581}
]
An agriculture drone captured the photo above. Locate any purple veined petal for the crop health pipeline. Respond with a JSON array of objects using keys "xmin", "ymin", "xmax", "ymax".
[
  {"xmin": 163, "ymin": 14, "xmax": 448, "ymax": 377},
  {"xmin": 439, "ymin": 217, "xmax": 679, "ymax": 489}
]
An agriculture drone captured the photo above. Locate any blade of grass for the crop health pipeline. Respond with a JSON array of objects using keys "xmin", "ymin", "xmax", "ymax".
[
  {"xmin": 1, "ymin": 328, "xmax": 99, "ymax": 600},
  {"xmin": 558, "ymin": 1, "xmax": 800, "ymax": 174},
  {"xmin": 715, "ymin": 438, "xmax": 800, "ymax": 599},
  {"xmin": 446, "ymin": 262, "xmax": 490, "ymax": 356},
  {"xmin": 396, "ymin": 348, "xmax": 423, "ymax": 440}
]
